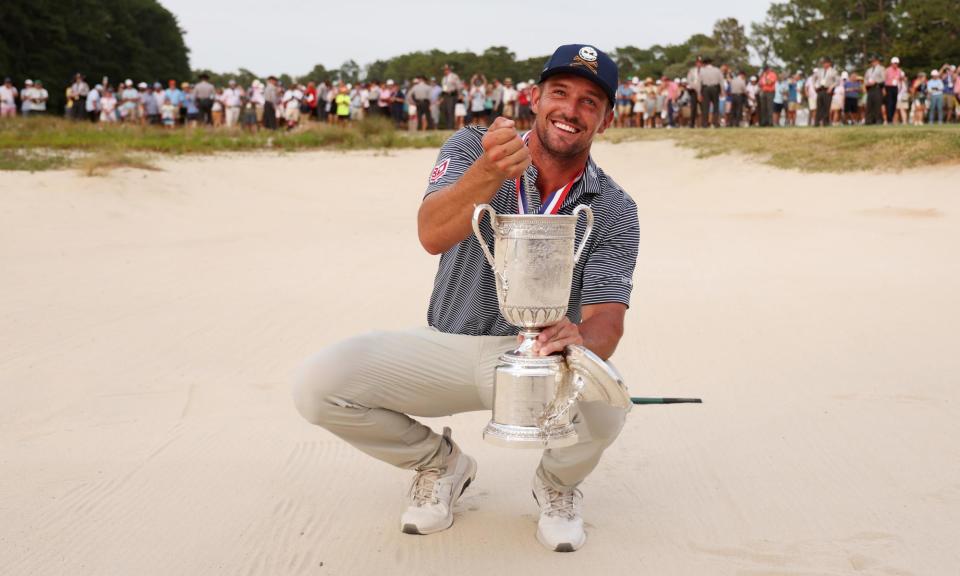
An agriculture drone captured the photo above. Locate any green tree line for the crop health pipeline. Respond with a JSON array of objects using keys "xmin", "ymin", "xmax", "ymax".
[{"xmin": 1, "ymin": 0, "xmax": 190, "ymax": 113}]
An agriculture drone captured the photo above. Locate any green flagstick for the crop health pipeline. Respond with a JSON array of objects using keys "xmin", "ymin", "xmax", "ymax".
[{"xmin": 630, "ymin": 397, "xmax": 702, "ymax": 405}]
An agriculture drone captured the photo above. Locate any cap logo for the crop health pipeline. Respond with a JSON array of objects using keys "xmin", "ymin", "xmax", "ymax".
[{"xmin": 572, "ymin": 46, "xmax": 600, "ymax": 75}]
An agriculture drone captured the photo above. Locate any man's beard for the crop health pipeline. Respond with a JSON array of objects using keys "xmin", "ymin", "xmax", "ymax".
[{"xmin": 535, "ymin": 119, "xmax": 591, "ymax": 160}]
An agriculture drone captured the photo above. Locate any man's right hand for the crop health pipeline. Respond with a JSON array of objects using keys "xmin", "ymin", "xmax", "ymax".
[{"xmin": 478, "ymin": 117, "xmax": 530, "ymax": 181}]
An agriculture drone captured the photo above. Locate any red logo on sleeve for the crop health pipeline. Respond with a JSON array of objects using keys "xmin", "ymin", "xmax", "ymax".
[{"xmin": 429, "ymin": 158, "xmax": 450, "ymax": 184}]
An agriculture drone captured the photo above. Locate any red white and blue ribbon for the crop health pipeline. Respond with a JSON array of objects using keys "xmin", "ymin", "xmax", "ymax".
[{"xmin": 514, "ymin": 131, "xmax": 585, "ymax": 215}]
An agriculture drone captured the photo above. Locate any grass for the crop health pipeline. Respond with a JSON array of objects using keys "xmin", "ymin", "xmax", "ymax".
[
  {"xmin": 77, "ymin": 151, "xmax": 162, "ymax": 176},
  {"xmin": 599, "ymin": 124, "xmax": 960, "ymax": 172},
  {"xmin": 0, "ymin": 116, "xmax": 448, "ymax": 172},
  {"xmin": 2, "ymin": 116, "xmax": 959, "ymax": 173}
]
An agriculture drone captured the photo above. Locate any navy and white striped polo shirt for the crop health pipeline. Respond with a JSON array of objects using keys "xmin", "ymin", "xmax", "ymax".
[{"xmin": 424, "ymin": 126, "xmax": 639, "ymax": 336}]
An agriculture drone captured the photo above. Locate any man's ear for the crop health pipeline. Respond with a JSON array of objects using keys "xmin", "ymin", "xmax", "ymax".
[
  {"xmin": 530, "ymin": 84, "xmax": 541, "ymax": 115},
  {"xmin": 597, "ymin": 105, "xmax": 615, "ymax": 134}
]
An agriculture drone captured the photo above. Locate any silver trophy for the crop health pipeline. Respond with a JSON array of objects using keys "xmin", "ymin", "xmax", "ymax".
[{"xmin": 472, "ymin": 203, "xmax": 632, "ymax": 449}]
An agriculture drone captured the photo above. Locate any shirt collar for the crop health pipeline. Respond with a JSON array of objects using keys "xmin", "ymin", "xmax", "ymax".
[{"xmin": 521, "ymin": 155, "xmax": 600, "ymax": 214}]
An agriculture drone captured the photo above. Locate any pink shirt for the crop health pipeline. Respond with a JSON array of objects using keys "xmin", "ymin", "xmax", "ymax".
[{"xmin": 885, "ymin": 66, "xmax": 903, "ymax": 87}]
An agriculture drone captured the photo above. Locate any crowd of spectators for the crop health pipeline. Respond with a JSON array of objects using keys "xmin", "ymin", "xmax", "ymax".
[{"xmin": 3, "ymin": 56, "xmax": 959, "ymax": 131}]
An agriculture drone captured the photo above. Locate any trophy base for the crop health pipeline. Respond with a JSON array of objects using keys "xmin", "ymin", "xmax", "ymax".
[{"xmin": 483, "ymin": 420, "xmax": 578, "ymax": 449}]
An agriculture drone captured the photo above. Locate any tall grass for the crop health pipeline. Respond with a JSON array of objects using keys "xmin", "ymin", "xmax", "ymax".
[{"xmin": 600, "ymin": 125, "xmax": 960, "ymax": 172}]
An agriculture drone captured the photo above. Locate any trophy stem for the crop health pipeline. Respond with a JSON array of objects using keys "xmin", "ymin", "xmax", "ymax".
[{"xmin": 515, "ymin": 329, "xmax": 541, "ymax": 357}]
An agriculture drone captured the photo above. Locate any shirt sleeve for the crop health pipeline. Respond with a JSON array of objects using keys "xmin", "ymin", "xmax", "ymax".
[
  {"xmin": 580, "ymin": 193, "xmax": 640, "ymax": 308},
  {"xmin": 424, "ymin": 127, "xmax": 484, "ymax": 197}
]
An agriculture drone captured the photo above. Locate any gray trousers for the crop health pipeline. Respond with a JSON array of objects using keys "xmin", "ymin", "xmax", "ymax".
[{"xmin": 293, "ymin": 327, "xmax": 627, "ymax": 490}]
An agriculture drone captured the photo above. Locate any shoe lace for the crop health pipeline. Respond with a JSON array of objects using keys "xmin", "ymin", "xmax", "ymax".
[
  {"xmin": 409, "ymin": 467, "xmax": 443, "ymax": 506},
  {"xmin": 543, "ymin": 485, "xmax": 581, "ymax": 520}
]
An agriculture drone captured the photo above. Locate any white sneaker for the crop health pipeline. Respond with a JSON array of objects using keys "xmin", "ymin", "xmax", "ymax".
[
  {"xmin": 531, "ymin": 473, "xmax": 586, "ymax": 552},
  {"xmin": 400, "ymin": 427, "xmax": 477, "ymax": 535}
]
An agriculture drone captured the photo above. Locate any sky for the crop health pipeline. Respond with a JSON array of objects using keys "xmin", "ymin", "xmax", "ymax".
[{"xmin": 159, "ymin": 0, "xmax": 775, "ymax": 77}]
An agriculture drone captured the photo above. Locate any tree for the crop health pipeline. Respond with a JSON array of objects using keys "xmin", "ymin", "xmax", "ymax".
[
  {"xmin": 712, "ymin": 18, "xmax": 751, "ymax": 70},
  {"xmin": 0, "ymin": 0, "xmax": 190, "ymax": 113},
  {"xmin": 337, "ymin": 60, "xmax": 360, "ymax": 84}
]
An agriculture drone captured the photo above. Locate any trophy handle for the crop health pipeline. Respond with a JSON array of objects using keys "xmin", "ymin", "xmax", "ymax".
[
  {"xmin": 572, "ymin": 204, "xmax": 594, "ymax": 263},
  {"xmin": 471, "ymin": 203, "xmax": 498, "ymax": 272}
]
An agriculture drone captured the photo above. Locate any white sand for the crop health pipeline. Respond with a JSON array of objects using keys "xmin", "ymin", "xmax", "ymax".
[{"xmin": 1, "ymin": 142, "xmax": 958, "ymax": 575}]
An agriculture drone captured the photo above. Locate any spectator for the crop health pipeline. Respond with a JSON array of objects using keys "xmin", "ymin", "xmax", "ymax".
[
  {"xmin": 211, "ymin": 88, "xmax": 224, "ymax": 127},
  {"xmin": 378, "ymin": 79, "xmax": 394, "ymax": 118},
  {"xmin": 137, "ymin": 82, "xmax": 152, "ymax": 124},
  {"xmin": 864, "ymin": 55, "xmax": 885, "ymax": 124},
  {"xmin": 440, "ymin": 65, "xmax": 460, "ymax": 129},
  {"xmin": 501, "ymin": 78, "xmax": 516, "ymax": 120},
  {"xmin": 409, "ymin": 76, "xmax": 433, "ymax": 130},
  {"xmin": 84, "ymin": 83, "xmax": 101, "ymax": 122},
  {"xmin": 69, "ymin": 73, "xmax": 89, "ymax": 120},
  {"xmin": 686, "ymin": 56, "xmax": 702, "ymax": 128},
  {"xmin": 758, "ymin": 66, "xmax": 777, "ymax": 127},
  {"xmin": 699, "ymin": 57, "xmax": 723, "ymax": 128},
  {"xmin": 429, "ymin": 77, "xmax": 442, "ymax": 128},
  {"xmin": 926, "ymin": 69, "xmax": 944, "ymax": 124},
  {"xmin": 194, "ymin": 73, "xmax": 216, "ymax": 125},
  {"xmin": 812, "ymin": 58, "xmax": 838, "ymax": 127},
  {"xmin": 164, "ymin": 79, "xmax": 184, "ymax": 123},
  {"xmin": 745, "ymin": 75, "xmax": 759, "ymax": 126},
  {"xmin": 263, "ymin": 76, "xmax": 279, "ymax": 130},
  {"xmin": 99, "ymin": 87, "xmax": 117, "ymax": 122},
  {"xmin": 911, "ymin": 72, "xmax": 927, "ymax": 125},
  {"xmin": 335, "ymin": 83, "xmax": 351, "ymax": 124},
  {"xmin": 283, "ymin": 83, "xmax": 304, "ymax": 129},
  {"xmin": 728, "ymin": 72, "xmax": 745, "ymax": 127},
  {"xmin": 0, "ymin": 78, "xmax": 18, "ymax": 118},
  {"xmin": 884, "ymin": 57, "xmax": 903, "ymax": 124},
  {"xmin": 183, "ymin": 82, "xmax": 200, "ymax": 127},
  {"xmin": 895, "ymin": 75, "xmax": 910, "ymax": 124},
  {"xmin": 161, "ymin": 97, "xmax": 176, "ymax": 128},
  {"xmin": 390, "ymin": 81, "xmax": 406, "ymax": 128},
  {"xmin": 468, "ymin": 73, "xmax": 487, "ymax": 126},
  {"xmin": 30, "ymin": 80, "xmax": 49, "ymax": 115},
  {"xmin": 222, "ymin": 80, "xmax": 243, "ymax": 127},
  {"xmin": 118, "ymin": 79, "xmax": 139, "ymax": 123},
  {"xmin": 247, "ymin": 80, "xmax": 264, "ymax": 126},
  {"xmin": 942, "ymin": 64, "xmax": 956, "ymax": 123},
  {"xmin": 615, "ymin": 79, "xmax": 634, "ymax": 128},
  {"xmin": 844, "ymin": 73, "xmax": 863, "ymax": 125},
  {"xmin": 830, "ymin": 71, "xmax": 846, "ymax": 125}
]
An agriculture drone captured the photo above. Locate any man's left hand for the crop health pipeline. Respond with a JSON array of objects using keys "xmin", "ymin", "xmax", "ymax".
[{"xmin": 519, "ymin": 317, "xmax": 583, "ymax": 356}]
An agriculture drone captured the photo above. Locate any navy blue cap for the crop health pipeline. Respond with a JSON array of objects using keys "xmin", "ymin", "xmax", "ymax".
[{"xmin": 539, "ymin": 44, "xmax": 618, "ymax": 104}]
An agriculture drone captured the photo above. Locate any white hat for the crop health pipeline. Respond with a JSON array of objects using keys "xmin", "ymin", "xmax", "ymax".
[
  {"xmin": 137, "ymin": 82, "xmax": 147, "ymax": 88},
  {"xmin": 25, "ymin": 79, "xmax": 33, "ymax": 85},
  {"xmin": 94, "ymin": 84, "xmax": 103, "ymax": 90},
  {"xmin": 517, "ymin": 82, "xmax": 528, "ymax": 90},
  {"xmin": 891, "ymin": 56, "xmax": 900, "ymax": 64},
  {"xmin": 655, "ymin": 79, "xmax": 662, "ymax": 85},
  {"xmin": 386, "ymin": 79, "xmax": 395, "ymax": 85},
  {"xmin": 631, "ymin": 76, "xmax": 640, "ymax": 84},
  {"xmin": 749, "ymin": 75, "xmax": 757, "ymax": 81},
  {"xmin": 841, "ymin": 71, "xmax": 849, "ymax": 79},
  {"xmin": 125, "ymin": 79, "xmax": 133, "ymax": 86},
  {"xmin": 931, "ymin": 69, "xmax": 940, "ymax": 76},
  {"xmin": 673, "ymin": 77, "xmax": 681, "ymax": 83}
]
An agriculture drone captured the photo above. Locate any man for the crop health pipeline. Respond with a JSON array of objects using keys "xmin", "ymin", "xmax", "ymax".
[
  {"xmin": 884, "ymin": 57, "xmax": 903, "ymax": 125},
  {"xmin": 699, "ymin": 57, "xmax": 723, "ymax": 128},
  {"xmin": 194, "ymin": 73, "xmax": 216, "ymax": 125},
  {"xmin": 28, "ymin": 80, "xmax": 48, "ymax": 115},
  {"xmin": 222, "ymin": 79, "xmax": 243, "ymax": 127},
  {"xmin": 758, "ymin": 66, "xmax": 777, "ymax": 127},
  {"xmin": 137, "ymin": 82, "xmax": 154, "ymax": 125},
  {"xmin": 0, "ymin": 78, "xmax": 18, "ymax": 118},
  {"xmin": 489, "ymin": 78, "xmax": 504, "ymax": 122},
  {"xmin": 685, "ymin": 56, "xmax": 702, "ymax": 127},
  {"xmin": 728, "ymin": 71, "xmax": 746, "ymax": 127},
  {"xmin": 501, "ymin": 78, "xmax": 517, "ymax": 121},
  {"xmin": 263, "ymin": 76, "xmax": 279, "ymax": 130},
  {"xmin": 85, "ymin": 84, "xmax": 101, "ymax": 122},
  {"xmin": 441, "ymin": 65, "xmax": 461, "ymax": 130},
  {"xmin": 69, "ymin": 74, "xmax": 90, "ymax": 120},
  {"xmin": 864, "ymin": 55, "xmax": 885, "ymax": 125},
  {"xmin": 812, "ymin": 58, "xmax": 838, "ymax": 127},
  {"xmin": 377, "ymin": 79, "xmax": 394, "ymax": 118},
  {"xmin": 615, "ymin": 79, "xmax": 634, "ymax": 127},
  {"xmin": 119, "ymin": 80, "xmax": 141, "ymax": 123},
  {"xmin": 409, "ymin": 76, "xmax": 433, "ymax": 130},
  {"xmin": 163, "ymin": 79, "xmax": 183, "ymax": 124},
  {"xmin": 940, "ymin": 64, "xmax": 956, "ymax": 123},
  {"xmin": 294, "ymin": 44, "xmax": 638, "ymax": 553}
]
